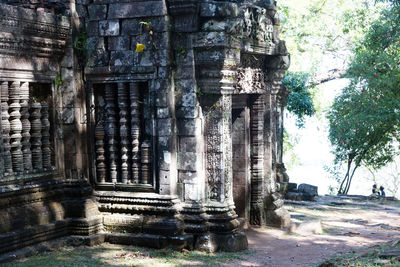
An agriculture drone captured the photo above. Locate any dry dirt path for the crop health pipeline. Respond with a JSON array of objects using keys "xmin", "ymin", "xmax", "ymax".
[{"xmin": 226, "ymin": 195, "xmax": 400, "ymax": 267}]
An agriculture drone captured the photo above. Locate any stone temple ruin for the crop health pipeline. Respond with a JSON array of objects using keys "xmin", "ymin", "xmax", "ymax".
[{"xmin": 0, "ymin": 0, "xmax": 291, "ymax": 257}]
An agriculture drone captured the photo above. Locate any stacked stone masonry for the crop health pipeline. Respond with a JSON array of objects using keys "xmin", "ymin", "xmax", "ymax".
[{"xmin": 0, "ymin": 0, "xmax": 292, "ymax": 258}]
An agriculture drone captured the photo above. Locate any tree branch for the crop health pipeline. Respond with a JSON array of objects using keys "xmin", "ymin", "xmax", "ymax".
[{"xmin": 310, "ymin": 68, "xmax": 347, "ymax": 86}]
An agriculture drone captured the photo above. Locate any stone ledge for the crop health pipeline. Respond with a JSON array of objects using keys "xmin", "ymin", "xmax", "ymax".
[{"xmin": 104, "ymin": 232, "xmax": 193, "ymax": 250}]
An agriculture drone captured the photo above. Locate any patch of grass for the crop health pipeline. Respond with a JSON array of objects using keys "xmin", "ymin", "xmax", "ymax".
[
  {"xmin": 5, "ymin": 244, "xmax": 253, "ymax": 267},
  {"xmin": 316, "ymin": 241, "xmax": 400, "ymax": 267}
]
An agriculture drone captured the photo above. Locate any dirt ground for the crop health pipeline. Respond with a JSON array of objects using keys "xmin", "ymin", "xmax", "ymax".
[
  {"xmin": 7, "ymin": 195, "xmax": 400, "ymax": 267},
  {"xmin": 228, "ymin": 195, "xmax": 400, "ymax": 267}
]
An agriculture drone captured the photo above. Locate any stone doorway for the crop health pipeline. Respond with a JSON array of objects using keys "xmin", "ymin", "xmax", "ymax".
[{"xmin": 232, "ymin": 95, "xmax": 251, "ymax": 221}]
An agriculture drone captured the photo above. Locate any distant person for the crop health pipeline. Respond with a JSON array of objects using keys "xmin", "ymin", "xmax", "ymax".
[
  {"xmin": 380, "ymin": 186, "xmax": 386, "ymax": 197},
  {"xmin": 372, "ymin": 184, "xmax": 380, "ymax": 195}
]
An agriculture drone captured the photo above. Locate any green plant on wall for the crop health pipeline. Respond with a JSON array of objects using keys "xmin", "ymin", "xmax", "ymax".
[
  {"xmin": 54, "ymin": 72, "xmax": 63, "ymax": 87},
  {"xmin": 73, "ymin": 29, "xmax": 88, "ymax": 68}
]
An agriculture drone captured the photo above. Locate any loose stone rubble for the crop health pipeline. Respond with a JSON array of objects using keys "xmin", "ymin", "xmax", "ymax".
[{"xmin": 0, "ymin": 0, "xmax": 291, "ymax": 257}]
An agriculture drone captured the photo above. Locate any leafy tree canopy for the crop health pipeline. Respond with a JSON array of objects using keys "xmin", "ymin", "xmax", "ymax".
[
  {"xmin": 327, "ymin": 4, "xmax": 400, "ymax": 194},
  {"xmin": 278, "ymin": 0, "xmax": 386, "ymax": 127},
  {"xmin": 282, "ymin": 72, "xmax": 315, "ymax": 127}
]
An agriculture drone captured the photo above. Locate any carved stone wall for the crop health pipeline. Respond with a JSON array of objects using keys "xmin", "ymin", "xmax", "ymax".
[
  {"xmin": 0, "ymin": 3, "xmax": 101, "ymax": 260},
  {"xmin": 0, "ymin": 0, "xmax": 291, "ymax": 258}
]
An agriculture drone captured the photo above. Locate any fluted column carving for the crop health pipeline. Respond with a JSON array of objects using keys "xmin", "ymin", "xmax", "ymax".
[
  {"xmin": 1, "ymin": 82, "xmax": 12, "ymax": 175},
  {"xmin": 95, "ymin": 122, "xmax": 106, "ymax": 183},
  {"xmin": 118, "ymin": 83, "xmax": 129, "ymax": 184},
  {"xmin": 31, "ymin": 102, "xmax": 42, "ymax": 171},
  {"xmin": 9, "ymin": 81, "xmax": 23, "ymax": 173},
  {"xmin": 0, "ymin": 83, "xmax": 3, "ymax": 177},
  {"xmin": 20, "ymin": 82, "xmax": 32, "ymax": 172},
  {"xmin": 129, "ymin": 83, "xmax": 141, "ymax": 183},
  {"xmin": 140, "ymin": 141, "xmax": 151, "ymax": 184},
  {"xmin": 41, "ymin": 103, "xmax": 51, "ymax": 170},
  {"xmin": 105, "ymin": 84, "xmax": 118, "ymax": 183}
]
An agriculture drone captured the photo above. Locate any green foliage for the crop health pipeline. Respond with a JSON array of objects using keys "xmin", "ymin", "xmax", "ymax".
[
  {"xmin": 327, "ymin": 5, "xmax": 400, "ymax": 194},
  {"xmin": 283, "ymin": 130, "xmax": 300, "ymax": 169},
  {"xmin": 73, "ymin": 30, "xmax": 88, "ymax": 68},
  {"xmin": 283, "ymin": 72, "xmax": 315, "ymax": 127},
  {"xmin": 278, "ymin": 0, "xmax": 385, "ymax": 73},
  {"xmin": 54, "ymin": 72, "xmax": 63, "ymax": 87}
]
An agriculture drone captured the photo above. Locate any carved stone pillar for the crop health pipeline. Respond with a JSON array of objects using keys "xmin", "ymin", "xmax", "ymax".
[
  {"xmin": 118, "ymin": 83, "xmax": 129, "ymax": 184},
  {"xmin": 269, "ymin": 67, "xmax": 286, "ymax": 187},
  {"xmin": 41, "ymin": 103, "xmax": 51, "ymax": 170},
  {"xmin": 95, "ymin": 122, "xmax": 106, "ymax": 183},
  {"xmin": 204, "ymin": 95, "xmax": 233, "ymax": 203},
  {"xmin": 0, "ymin": 83, "xmax": 3, "ymax": 176},
  {"xmin": 30, "ymin": 102, "xmax": 42, "ymax": 171},
  {"xmin": 105, "ymin": 83, "xmax": 118, "ymax": 183},
  {"xmin": 270, "ymin": 90, "xmax": 278, "ymax": 183},
  {"xmin": 129, "ymin": 83, "xmax": 141, "ymax": 184},
  {"xmin": 1, "ymin": 82, "xmax": 12, "ymax": 175},
  {"xmin": 9, "ymin": 81, "xmax": 23, "ymax": 173},
  {"xmin": 250, "ymin": 94, "xmax": 266, "ymax": 226},
  {"xmin": 140, "ymin": 140, "xmax": 151, "ymax": 184},
  {"xmin": 20, "ymin": 82, "xmax": 32, "ymax": 172}
]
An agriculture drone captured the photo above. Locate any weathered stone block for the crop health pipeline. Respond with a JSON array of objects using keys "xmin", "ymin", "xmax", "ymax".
[
  {"xmin": 175, "ymin": 66, "xmax": 195, "ymax": 80},
  {"xmin": 158, "ymin": 136, "xmax": 173, "ymax": 148},
  {"xmin": 177, "ymin": 152, "xmax": 197, "ymax": 171},
  {"xmin": 142, "ymin": 216, "xmax": 184, "ymax": 236},
  {"xmin": 87, "ymin": 49, "xmax": 109, "ymax": 67},
  {"xmin": 86, "ymin": 21, "xmax": 99, "ymax": 36},
  {"xmin": 110, "ymin": 51, "xmax": 133, "ymax": 66},
  {"xmin": 265, "ymin": 207, "xmax": 291, "ymax": 229},
  {"xmin": 298, "ymin": 184, "xmax": 318, "ymax": 197},
  {"xmin": 108, "ymin": 2, "xmax": 167, "ymax": 19},
  {"xmin": 157, "ymin": 67, "xmax": 170, "ymax": 79},
  {"xmin": 103, "ymin": 214, "xmax": 143, "ymax": 233},
  {"xmin": 159, "ymin": 169, "xmax": 171, "ymax": 185},
  {"xmin": 135, "ymin": 51, "xmax": 153, "ymax": 67},
  {"xmin": 108, "ymin": 36, "xmax": 130, "ymax": 50},
  {"xmin": 184, "ymin": 183, "xmax": 200, "ymax": 201},
  {"xmin": 179, "ymin": 137, "xmax": 197, "ymax": 153},
  {"xmin": 155, "ymin": 49, "xmax": 170, "ymax": 67},
  {"xmin": 61, "ymin": 107, "xmax": 75, "ymax": 124},
  {"xmin": 99, "ymin": 20, "xmax": 120, "ymax": 36},
  {"xmin": 175, "ymin": 79, "xmax": 196, "ymax": 93},
  {"xmin": 87, "ymin": 37, "xmax": 105, "ymax": 52},
  {"xmin": 178, "ymin": 171, "xmax": 197, "ymax": 183},
  {"xmin": 60, "ymin": 48, "xmax": 73, "ymax": 68},
  {"xmin": 76, "ymin": 4, "xmax": 88, "ymax": 18},
  {"xmin": 176, "ymin": 92, "xmax": 197, "ymax": 107},
  {"xmin": 121, "ymin": 19, "xmax": 141, "ymax": 36},
  {"xmin": 150, "ymin": 17, "xmax": 170, "ymax": 32},
  {"xmin": 157, "ymin": 118, "xmax": 172, "ymax": 136},
  {"xmin": 157, "ymin": 107, "xmax": 169, "ymax": 118},
  {"xmin": 158, "ymin": 150, "xmax": 171, "ymax": 170},
  {"xmin": 216, "ymin": 232, "xmax": 248, "ymax": 252},
  {"xmin": 200, "ymin": 2, "xmax": 239, "ymax": 18},
  {"xmin": 88, "ymin": 5, "xmax": 106, "ymax": 21},
  {"xmin": 176, "ymin": 106, "xmax": 198, "ymax": 119},
  {"xmin": 279, "ymin": 182, "xmax": 297, "ymax": 194},
  {"xmin": 177, "ymin": 119, "xmax": 201, "ymax": 136}
]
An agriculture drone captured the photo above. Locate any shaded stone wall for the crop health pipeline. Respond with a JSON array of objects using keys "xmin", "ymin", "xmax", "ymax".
[
  {"xmin": 0, "ymin": 3, "xmax": 101, "ymax": 257},
  {"xmin": 0, "ymin": 0, "xmax": 292, "ymax": 258}
]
